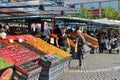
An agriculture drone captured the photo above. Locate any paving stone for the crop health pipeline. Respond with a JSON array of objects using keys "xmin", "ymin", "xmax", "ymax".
[{"xmin": 55, "ymin": 53, "xmax": 120, "ymax": 80}]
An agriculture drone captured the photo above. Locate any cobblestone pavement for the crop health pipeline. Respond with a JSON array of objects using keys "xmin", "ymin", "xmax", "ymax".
[{"xmin": 56, "ymin": 53, "xmax": 120, "ymax": 80}]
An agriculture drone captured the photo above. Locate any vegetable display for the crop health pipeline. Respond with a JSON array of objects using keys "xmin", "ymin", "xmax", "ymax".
[{"xmin": 26, "ymin": 38, "xmax": 71, "ymax": 58}]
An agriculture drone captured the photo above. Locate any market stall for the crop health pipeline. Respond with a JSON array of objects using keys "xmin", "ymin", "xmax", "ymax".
[{"xmin": 0, "ymin": 34, "xmax": 71, "ymax": 80}]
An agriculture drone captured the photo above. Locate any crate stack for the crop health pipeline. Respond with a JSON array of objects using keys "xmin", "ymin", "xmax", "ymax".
[
  {"xmin": 14, "ymin": 60, "xmax": 42, "ymax": 80},
  {"xmin": 39, "ymin": 54, "xmax": 71, "ymax": 80}
]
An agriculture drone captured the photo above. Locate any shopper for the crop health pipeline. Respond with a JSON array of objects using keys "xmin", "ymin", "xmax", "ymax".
[
  {"xmin": 1, "ymin": 23, "xmax": 5, "ymax": 29},
  {"xmin": 97, "ymin": 29, "xmax": 105, "ymax": 53},
  {"xmin": 108, "ymin": 29, "xmax": 115, "ymax": 51},
  {"xmin": 0, "ymin": 28, "xmax": 6, "ymax": 39},
  {"xmin": 43, "ymin": 22, "xmax": 50, "ymax": 41},
  {"xmin": 31, "ymin": 23, "xmax": 36, "ymax": 35},
  {"xmin": 56, "ymin": 27, "xmax": 70, "ymax": 51},
  {"xmin": 104, "ymin": 32, "xmax": 109, "ymax": 50},
  {"xmin": 75, "ymin": 30, "xmax": 85, "ymax": 68},
  {"xmin": 4, "ymin": 25, "xmax": 10, "ymax": 35},
  {"xmin": 109, "ymin": 35, "xmax": 119, "ymax": 53}
]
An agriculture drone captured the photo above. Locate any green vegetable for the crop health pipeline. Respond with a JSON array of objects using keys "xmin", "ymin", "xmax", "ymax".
[
  {"xmin": 54, "ymin": 54, "xmax": 62, "ymax": 60},
  {"xmin": 0, "ymin": 57, "xmax": 12, "ymax": 70},
  {"xmin": 42, "ymin": 57, "xmax": 47, "ymax": 62}
]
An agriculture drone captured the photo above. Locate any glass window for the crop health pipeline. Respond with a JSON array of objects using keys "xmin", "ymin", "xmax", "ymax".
[
  {"xmin": 101, "ymin": 0, "xmax": 118, "ymax": 11},
  {"xmin": 84, "ymin": 3, "xmax": 91, "ymax": 9},
  {"xmin": 110, "ymin": 1, "xmax": 118, "ymax": 11},
  {"xmin": 75, "ymin": 4, "xmax": 81, "ymax": 9},
  {"xmin": 91, "ymin": 2, "xmax": 99, "ymax": 8},
  {"xmin": 101, "ymin": 1, "xmax": 109, "ymax": 8}
]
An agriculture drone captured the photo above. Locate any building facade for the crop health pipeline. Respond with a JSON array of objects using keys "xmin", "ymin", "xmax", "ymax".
[{"xmin": 64, "ymin": 0, "xmax": 120, "ymax": 17}]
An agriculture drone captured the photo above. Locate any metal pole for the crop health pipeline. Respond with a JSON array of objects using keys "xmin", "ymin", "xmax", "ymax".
[
  {"xmin": 99, "ymin": 2, "xmax": 102, "ymax": 17},
  {"xmin": 118, "ymin": 0, "xmax": 120, "ymax": 13},
  {"xmin": 52, "ymin": 14, "xmax": 54, "ymax": 34}
]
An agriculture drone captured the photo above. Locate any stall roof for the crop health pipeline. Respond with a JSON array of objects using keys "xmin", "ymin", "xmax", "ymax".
[
  {"xmin": 55, "ymin": 17, "xmax": 90, "ymax": 23},
  {"xmin": 56, "ymin": 17, "xmax": 120, "ymax": 26},
  {"xmin": 91, "ymin": 18, "xmax": 120, "ymax": 26},
  {"xmin": 0, "ymin": 0, "xmax": 76, "ymax": 18}
]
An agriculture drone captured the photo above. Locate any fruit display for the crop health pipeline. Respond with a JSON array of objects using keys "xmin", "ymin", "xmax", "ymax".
[
  {"xmin": 0, "ymin": 57, "xmax": 13, "ymax": 70},
  {"xmin": 86, "ymin": 42, "xmax": 99, "ymax": 48},
  {"xmin": 6, "ymin": 35, "xmax": 35, "ymax": 41},
  {"xmin": 0, "ymin": 47, "xmax": 40, "ymax": 65},
  {"xmin": 25, "ymin": 38, "xmax": 71, "ymax": 58},
  {"xmin": 68, "ymin": 33, "xmax": 99, "ymax": 48},
  {"xmin": 0, "ymin": 68, "xmax": 13, "ymax": 80},
  {"xmin": 0, "ymin": 48, "xmax": 16, "ymax": 57},
  {"xmin": 84, "ymin": 33, "xmax": 98, "ymax": 45},
  {"xmin": 0, "ymin": 48, "xmax": 27, "ymax": 64},
  {"xmin": 68, "ymin": 38, "xmax": 75, "ymax": 47},
  {"xmin": 6, "ymin": 36, "xmax": 17, "ymax": 40},
  {"xmin": 23, "ymin": 34, "xmax": 35, "ymax": 39},
  {"xmin": 0, "ymin": 40, "xmax": 18, "ymax": 48},
  {"xmin": 8, "ymin": 44, "xmax": 29, "ymax": 53},
  {"xmin": 0, "ymin": 40, "xmax": 29, "ymax": 53},
  {"xmin": 23, "ymin": 51, "xmax": 40, "ymax": 61},
  {"xmin": 84, "ymin": 33, "xmax": 98, "ymax": 42}
]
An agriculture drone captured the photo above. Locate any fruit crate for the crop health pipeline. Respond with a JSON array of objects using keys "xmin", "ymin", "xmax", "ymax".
[
  {"xmin": 40, "ymin": 65, "xmax": 64, "ymax": 80},
  {"xmin": 39, "ymin": 54, "xmax": 65, "ymax": 80},
  {"xmin": 14, "ymin": 60, "xmax": 42, "ymax": 80},
  {"xmin": 40, "ymin": 60, "xmax": 64, "ymax": 75},
  {"xmin": 0, "ymin": 57, "xmax": 14, "ymax": 80},
  {"xmin": 39, "ymin": 56, "xmax": 60, "ymax": 68}
]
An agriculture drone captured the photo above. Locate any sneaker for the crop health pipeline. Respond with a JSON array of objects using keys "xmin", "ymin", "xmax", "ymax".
[
  {"xmin": 79, "ymin": 63, "xmax": 82, "ymax": 66},
  {"xmin": 76, "ymin": 66, "xmax": 81, "ymax": 69}
]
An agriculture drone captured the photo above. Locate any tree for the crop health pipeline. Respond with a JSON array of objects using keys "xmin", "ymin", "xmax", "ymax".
[
  {"xmin": 71, "ymin": 8, "xmax": 91, "ymax": 18},
  {"xmin": 102, "ymin": 7, "xmax": 120, "ymax": 20}
]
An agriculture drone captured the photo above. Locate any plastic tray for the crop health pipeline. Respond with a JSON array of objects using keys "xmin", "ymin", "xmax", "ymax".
[
  {"xmin": 14, "ymin": 71, "xmax": 40, "ymax": 80},
  {"xmin": 0, "ymin": 66, "xmax": 14, "ymax": 80}
]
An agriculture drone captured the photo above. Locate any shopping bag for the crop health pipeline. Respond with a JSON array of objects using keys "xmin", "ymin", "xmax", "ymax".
[
  {"xmin": 66, "ymin": 47, "xmax": 71, "ymax": 53},
  {"xmin": 82, "ymin": 45, "xmax": 91, "ymax": 58}
]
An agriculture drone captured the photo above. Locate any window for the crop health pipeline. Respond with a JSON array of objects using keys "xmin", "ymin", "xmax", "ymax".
[
  {"xmin": 102, "ymin": 0, "xmax": 118, "ymax": 11},
  {"xmin": 75, "ymin": 4, "xmax": 81, "ymax": 9},
  {"xmin": 110, "ymin": 0, "xmax": 118, "ymax": 11},
  {"xmin": 101, "ymin": 1, "xmax": 109, "ymax": 8},
  {"xmin": 84, "ymin": 3, "xmax": 91, "ymax": 9},
  {"xmin": 91, "ymin": 2, "xmax": 99, "ymax": 8}
]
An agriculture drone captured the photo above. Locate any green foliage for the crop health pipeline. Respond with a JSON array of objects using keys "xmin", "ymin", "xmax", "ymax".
[
  {"xmin": 102, "ymin": 7, "xmax": 120, "ymax": 20},
  {"xmin": 71, "ymin": 8, "xmax": 91, "ymax": 18}
]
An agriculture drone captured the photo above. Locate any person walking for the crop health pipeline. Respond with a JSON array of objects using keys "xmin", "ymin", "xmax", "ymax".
[
  {"xmin": 56, "ymin": 27, "xmax": 70, "ymax": 51},
  {"xmin": 75, "ymin": 30, "xmax": 85, "ymax": 68}
]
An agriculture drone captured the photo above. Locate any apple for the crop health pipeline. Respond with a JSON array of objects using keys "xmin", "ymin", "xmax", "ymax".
[{"xmin": 9, "ymin": 39, "xmax": 14, "ymax": 44}]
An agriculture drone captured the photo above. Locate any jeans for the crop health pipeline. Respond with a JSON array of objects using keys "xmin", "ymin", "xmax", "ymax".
[{"xmin": 77, "ymin": 49, "xmax": 83, "ymax": 66}]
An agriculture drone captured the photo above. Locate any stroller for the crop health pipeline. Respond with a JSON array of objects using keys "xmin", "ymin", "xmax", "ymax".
[{"xmin": 109, "ymin": 37, "xmax": 119, "ymax": 54}]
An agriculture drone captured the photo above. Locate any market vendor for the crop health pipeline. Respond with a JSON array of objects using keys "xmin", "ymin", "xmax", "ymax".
[{"xmin": 56, "ymin": 27, "xmax": 70, "ymax": 51}]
